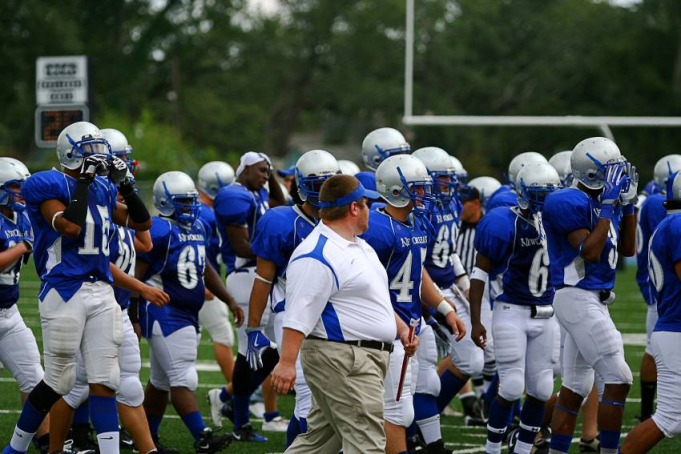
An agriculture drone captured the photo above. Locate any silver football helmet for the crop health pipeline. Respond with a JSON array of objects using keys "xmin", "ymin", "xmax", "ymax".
[
  {"xmin": 548, "ymin": 151, "xmax": 573, "ymax": 187},
  {"xmin": 507, "ymin": 152, "xmax": 548, "ymax": 190},
  {"xmin": 375, "ymin": 154, "xmax": 434, "ymax": 212},
  {"xmin": 295, "ymin": 149, "xmax": 340, "ymax": 206},
  {"xmin": 197, "ymin": 161, "xmax": 235, "ymax": 200},
  {"xmin": 468, "ymin": 176, "xmax": 502, "ymax": 209},
  {"xmin": 412, "ymin": 147, "xmax": 458, "ymax": 201},
  {"xmin": 516, "ymin": 162, "xmax": 561, "ymax": 212},
  {"xmin": 361, "ymin": 127, "xmax": 410, "ymax": 171},
  {"xmin": 0, "ymin": 158, "xmax": 30, "ymax": 212},
  {"xmin": 667, "ymin": 171, "xmax": 681, "ymax": 203},
  {"xmin": 337, "ymin": 160, "xmax": 361, "ymax": 176},
  {"xmin": 56, "ymin": 121, "xmax": 111, "ymax": 170},
  {"xmin": 101, "ymin": 128, "xmax": 137, "ymax": 174},
  {"xmin": 153, "ymin": 171, "xmax": 200, "ymax": 228},
  {"xmin": 653, "ymin": 154, "xmax": 681, "ymax": 191},
  {"xmin": 571, "ymin": 137, "xmax": 625, "ymax": 190}
]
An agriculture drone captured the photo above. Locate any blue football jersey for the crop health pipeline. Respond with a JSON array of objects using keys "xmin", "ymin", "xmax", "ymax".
[
  {"xmin": 648, "ymin": 213, "xmax": 681, "ymax": 333},
  {"xmin": 250, "ymin": 205, "xmax": 317, "ymax": 312},
  {"xmin": 213, "ymin": 183, "xmax": 269, "ymax": 275},
  {"xmin": 138, "ymin": 217, "xmax": 209, "ymax": 337},
  {"xmin": 425, "ymin": 200, "xmax": 462, "ymax": 288},
  {"xmin": 636, "ymin": 194, "xmax": 666, "ymax": 305},
  {"xmin": 476, "ymin": 207, "xmax": 554, "ymax": 305},
  {"xmin": 486, "ymin": 186, "xmax": 517, "ymax": 211},
  {"xmin": 109, "ymin": 226, "xmax": 136, "ymax": 310},
  {"xmin": 197, "ymin": 204, "xmax": 221, "ymax": 274},
  {"xmin": 0, "ymin": 212, "xmax": 32, "ymax": 308},
  {"xmin": 543, "ymin": 187, "xmax": 622, "ymax": 290},
  {"xmin": 362, "ymin": 209, "xmax": 429, "ymax": 331},
  {"xmin": 23, "ymin": 170, "xmax": 118, "ymax": 302},
  {"xmin": 355, "ymin": 171, "xmax": 377, "ymax": 191}
]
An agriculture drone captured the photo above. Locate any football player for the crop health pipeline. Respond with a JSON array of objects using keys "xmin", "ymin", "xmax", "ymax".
[
  {"xmin": 356, "ymin": 127, "xmax": 410, "ymax": 192},
  {"xmin": 620, "ymin": 171, "xmax": 681, "ymax": 452},
  {"xmin": 470, "ymin": 162, "xmax": 561, "ymax": 454},
  {"xmin": 3, "ymin": 121, "xmax": 152, "ymax": 454},
  {"xmin": 337, "ymin": 159, "xmax": 360, "ymax": 176},
  {"xmin": 635, "ymin": 154, "xmax": 681, "ymax": 423},
  {"xmin": 361, "ymin": 154, "xmax": 466, "ymax": 454},
  {"xmin": 211, "ymin": 151, "xmax": 285, "ymax": 442},
  {"xmin": 245, "ymin": 149, "xmax": 340, "ymax": 446},
  {"xmin": 195, "ymin": 161, "xmax": 239, "ymax": 428},
  {"xmin": 548, "ymin": 151, "xmax": 574, "ymax": 188},
  {"xmin": 410, "ymin": 147, "xmax": 477, "ymax": 453},
  {"xmin": 543, "ymin": 137, "xmax": 637, "ymax": 454},
  {"xmin": 486, "ymin": 152, "xmax": 548, "ymax": 212},
  {"xmin": 136, "ymin": 171, "xmax": 242, "ymax": 452},
  {"xmin": 0, "ymin": 158, "xmax": 51, "ymax": 453}
]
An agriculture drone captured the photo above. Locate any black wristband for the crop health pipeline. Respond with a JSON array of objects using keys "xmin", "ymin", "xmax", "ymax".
[
  {"xmin": 62, "ymin": 178, "xmax": 91, "ymax": 228},
  {"xmin": 129, "ymin": 297, "xmax": 139, "ymax": 323},
  {"xmin": 121, "ymin": 184, "xmax": 151, "ymax": 224}
]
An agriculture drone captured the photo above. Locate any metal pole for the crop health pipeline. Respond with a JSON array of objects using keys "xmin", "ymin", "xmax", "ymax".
[{"xmin": 404, "ymin": 0, "xmax": 414, "ymax": 120}]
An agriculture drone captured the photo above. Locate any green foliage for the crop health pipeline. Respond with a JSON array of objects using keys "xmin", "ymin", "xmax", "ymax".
[{"xmin": 1, "ymin": 0, "xmax": 681, "ymax": 180}]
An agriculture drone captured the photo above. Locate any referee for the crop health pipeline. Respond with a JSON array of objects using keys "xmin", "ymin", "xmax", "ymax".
[{"xmin": 271, "ymin": 174, "xmax": 419, "ymax": 454}]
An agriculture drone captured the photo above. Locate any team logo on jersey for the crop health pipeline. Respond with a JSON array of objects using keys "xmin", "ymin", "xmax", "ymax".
[{"xmin": 400, "ymin": 235, "xmax": 429, "ymax": 248}]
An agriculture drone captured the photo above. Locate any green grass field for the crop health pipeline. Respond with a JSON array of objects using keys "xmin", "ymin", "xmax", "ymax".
[{"xmin": 1, "ymin": 262, "xmax": 679, "ymax": 453}]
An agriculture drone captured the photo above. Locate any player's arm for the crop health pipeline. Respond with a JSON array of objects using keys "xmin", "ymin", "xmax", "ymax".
[
  {"xmin": 247, "ymin": 257, "xmax": 277, "ymax": 328},
  {"xmin": 617, "ymin": 209, "xmax": 637, "ymax": 257},
  {"xmin": 204, "ymin": 262, "xmax": 244, "ymax": 327},
  {"xmin": 225, "ymin": 224, "xmax": 256, "ymax": 259},
  {"xmin": 133, "ymin": 229, "xmax": 153, "ymax": 253},
  {"xmin": 268, "ymin": 170, "xmax": 286, "ymax": 208},
  {"xmin": 469, "ymin": 253, "xmax": 493, "ymax": 349},
  {"xmin": 111, "ymin": 179, "xmax": 151, "ymax": 231},
  {"xmin": 567, "ymin": 225, "xmax": 609, "ymax": 264},
  {"xmin": 0, "ymin": 242, "xmax": 31, "ymax": 270},
  {"xmin": 421, "ymin": 268, "xmax": 465, "ymax": 341},
  {"xmin": 110, "ymin": 263, "xmax": 169, "ymax": 307}
]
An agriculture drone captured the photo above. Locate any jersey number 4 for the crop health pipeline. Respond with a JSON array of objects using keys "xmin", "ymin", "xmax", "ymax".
[{"xmin": 390, "ymin": 249, "xmax": 426, "ymax": 303}]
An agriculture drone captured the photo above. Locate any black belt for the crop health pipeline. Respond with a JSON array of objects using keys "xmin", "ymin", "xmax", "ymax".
[{"xmin": 307, "ymin": 336, "xmax": 394, "ymax": 353}]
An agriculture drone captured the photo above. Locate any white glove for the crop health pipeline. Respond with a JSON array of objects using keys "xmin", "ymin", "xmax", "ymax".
[{"xmin": 620, "ymin": 163, "xmax": 639, "ymax": 206}]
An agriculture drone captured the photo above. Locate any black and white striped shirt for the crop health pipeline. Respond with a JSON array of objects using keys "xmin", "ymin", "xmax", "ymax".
[{"xmin": 456, "ymin": 221, "xmax": 478, "ymax": 275}]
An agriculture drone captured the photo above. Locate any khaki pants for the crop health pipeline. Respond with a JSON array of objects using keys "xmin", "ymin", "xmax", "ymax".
[{"xmin": 286, "ymin": 339, "xmax": 390, "ymax": 454}]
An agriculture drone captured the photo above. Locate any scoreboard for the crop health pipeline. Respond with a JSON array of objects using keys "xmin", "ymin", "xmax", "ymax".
[{"xmin": 34, "ymin": 105, "xmax": 89, "ymax": 148}]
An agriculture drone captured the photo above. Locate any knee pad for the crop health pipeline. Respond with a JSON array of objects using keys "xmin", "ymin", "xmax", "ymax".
[
  {"xmin": 52, "ymin": 362, "xmax": 78, "ymax": 396},
  {"xmin": 16, "ymin": 364, "xmax": 44, "ymax": 394},
  {"xmin": 117, "ymin": 375, "xmax": 145, "ymax": 407},
  {"xmin": 97, "ymin": 361, "xmax": 121, "ymax": 392},
  {"xmin": 415, "ymin": 367, "xmax": 441, "ymax": 397},
  {"xmin": 63, "ymin": 376, "xmax": 89, "ymax": 409},
  {"xmin": 180, "ymin": 366, "xmax": 199, "ymax": 391},
  {"xmin": 595, "ymin": 353, "xmax": 633, "ymax": 387},
  {"xmin": 498, "ymin": 368, "xmax": 525, "ymax": 402},
  {"xmin": 528, "ymin": 369, "xmax": 554, "ymax": 402},
  {"xmin": 385, "ymin": 398, "xmax": 415, "ymax": 428}
]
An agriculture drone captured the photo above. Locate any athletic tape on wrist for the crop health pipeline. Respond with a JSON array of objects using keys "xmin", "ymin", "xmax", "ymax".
[{"xmin": 437, "ymin": 300, "xmax": 454, "ymax": 316}]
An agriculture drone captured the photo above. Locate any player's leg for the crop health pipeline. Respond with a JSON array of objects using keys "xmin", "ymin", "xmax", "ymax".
[
  {"xmin": 4, "ymin": 289, "xmax": 86, "ymax": 453},
  {"xmin": 639, "ymin": 303, "xmax": 658, "ymax": 421},
  {"xmin": 384, "ymin": 340, "xmax": 415, "ymax": 454},
  {"xmin": 486, "ymin": 303, "xmax": 528, "ymax": 454},
  {"xmin": 514, "ymin": 317, "xmax": 556, "ymax": 454},
  {"xmin": 144, "ymin": 323, "xmax": 171, "ymax": 442},
  {"xmin": 261, "ymin": 312, "xmax": 288, "ymax": 431},
  {"xmin": 49, "ymin": 354, "xmax": 90, "ymax": 453},
  {"xmin": 80, "ymin": 283, "xmax": 124, "ymax": 454},
  {"xmin": 620, "ymin": 331, "xmax": 681, "ymax": 453},
  {"xmin": 116, "ymin": 309, "xmax": 155, "ymax": 454},
  {"xmin": 0, "ymin": 306, "xmax": 50, "ymax": 452}
]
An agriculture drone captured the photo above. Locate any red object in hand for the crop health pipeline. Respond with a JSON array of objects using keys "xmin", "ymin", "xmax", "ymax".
[{"xmin": 396, "ymin": 318, "xmax": 419, "ymax": 402}]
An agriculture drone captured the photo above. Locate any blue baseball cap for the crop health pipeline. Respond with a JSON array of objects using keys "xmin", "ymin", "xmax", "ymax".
[
  {"xmin": 318, "ymin": 181, "xmax": 379, "ymax": 208},
  {"xmin": 277, "ymin": 166, "xmax": 296, "ymax": 177}
]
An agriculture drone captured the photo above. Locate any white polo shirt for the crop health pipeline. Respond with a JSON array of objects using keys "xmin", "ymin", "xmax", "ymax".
[{"xmin": 283, "ymin": 221, "xmax": 397, "ymax": 343}]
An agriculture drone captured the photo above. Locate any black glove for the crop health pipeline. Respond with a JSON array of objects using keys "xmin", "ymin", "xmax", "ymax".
[
  {"xmin": 80, "ymin": 155, "xmax": 110, "ymax": 183},
  {"xmin": 108, "ymin": 157, "xmax": 131, "ymax": 185}
]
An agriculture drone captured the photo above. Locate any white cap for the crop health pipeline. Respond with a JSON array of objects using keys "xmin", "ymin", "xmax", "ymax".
[{"xmin": 236, "ymin": 151, "xmax": 271, "ymax": 177}]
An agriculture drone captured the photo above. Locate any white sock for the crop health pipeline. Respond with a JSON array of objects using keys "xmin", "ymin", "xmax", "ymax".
[
  {"xmin": 416, "ymin": 415, "xmax": 441, "ymax": 445},
  {"xmin": 97, "ymin": 431, "xmax": 120, "ymax": 454},
  {"xmin": 485, "ymin": 440, "xmax": 502, "ymax": 454},
  {"xmin": 514, "ymin": 439, "xmax": 533, "ymax": 454},
  {"xmin": 10, "ymin": 426, "xmax": 34, "ymax": 452}
]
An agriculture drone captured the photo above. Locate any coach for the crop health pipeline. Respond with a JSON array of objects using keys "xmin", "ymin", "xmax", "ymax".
[{"xmin": 271, "ymin": 174, "xmax": 419, "ymax": 454}]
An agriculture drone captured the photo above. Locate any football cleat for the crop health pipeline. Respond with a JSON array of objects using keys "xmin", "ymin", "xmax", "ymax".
[
  {"xmin": 194, "ymin": 428, "xmax": 232, "ymax": 454},
  {"xmin": 120, "ymin": 428, "xmax": 134, "ymax": 450},
  {"xmin": 231, "ymin": 423, "xmax": 268, "ymax": 442},
  {"xmin": 406, "ymin": 433, "xmax": 428, "ymax": 453},
  {"xmin": 579, "ymin": 435, "xmax": 600, "ymax": 453},
  {"xmin": 249, "ymin": 402, "xmax": 265, "ymax": 419},
  {"xmin": 531, "ymin": 426, "xmax": 551, "ymax": 454},
  {"xmin": 261, "ymin": 416, "xmax": 289, "ymax": 433},
  {"xmin": 219, "ymin": 400, "xmax": 234, "ymax": 424},
  {"xmin": 207, "ymin": 389, "xmax": 224, "ymax": 428}
]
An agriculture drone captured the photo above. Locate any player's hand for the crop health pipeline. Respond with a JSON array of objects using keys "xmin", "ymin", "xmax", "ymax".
[
  {"xmin": 427, "ymin": 318, "xmax": 451, "ymax": 358},
  {"xmin": 445, "ymin": 311, "xmax": 466, "ymax": 342},
  {"xmin": 620, "ymin": 163, "xmax": 639, "ymax": 206},
  {"xmin": 601, "ymin": 163, "xmax": 627, "ymax": 205},
  {"xmin": 108, "ymin": 157, "xmax": 130, "ymax": 185},
  {"xmin": 400, "ymin": 331, "xmax": 419, "ymax": 357},
  {"xmin": 141, "ymin": 285, "xmax": 170, "ymax": 307},
  {"xmin": 271, "ymin": 360, "xmax": 296, "ymax": 395},
  {"xmin": 80, "ymin": 155, "xmax": 109, "ymax": 183},
  {"xmin": 471, "ymin": 322, "xmax": 487, "ymax": 350},
  {"xmin": 132, "ymin": 322, "xmax": 142, "ymax": 342},
  {"xmin": 246, "ymin": 328, "xmax": 277, "ymax": 371},
  {"xmin": 230, "ymin": 304, "xmax": 245, "ymax": 327}
]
